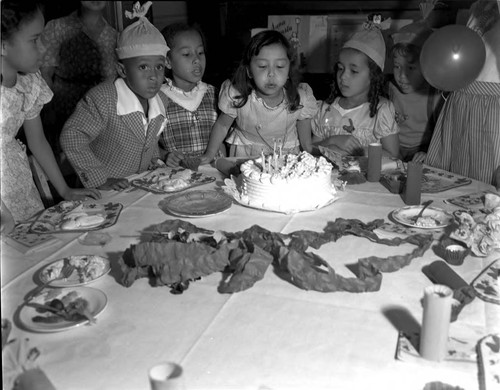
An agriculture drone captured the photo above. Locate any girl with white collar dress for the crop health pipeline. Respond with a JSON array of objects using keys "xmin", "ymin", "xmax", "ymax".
[{"xmin": 160, "ymin": 23, "xmax": 223, "ymax": 168}]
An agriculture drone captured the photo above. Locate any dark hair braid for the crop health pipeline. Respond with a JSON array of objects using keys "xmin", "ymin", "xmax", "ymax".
[{"xmin": 1, "ymin": 0, "xmax": 42, "ymax": 42}]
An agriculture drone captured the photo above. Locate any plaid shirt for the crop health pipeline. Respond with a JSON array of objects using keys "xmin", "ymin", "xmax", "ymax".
[
  {"xmin": 159, "ymin": 84, "xmax": 217, "ymax": 157},
  {"xmin": 61, "ymin": 80, "xmax": 168, "ymax": 188}
]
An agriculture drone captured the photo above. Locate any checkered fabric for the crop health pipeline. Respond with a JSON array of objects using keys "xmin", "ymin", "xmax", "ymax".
[
  {"xmin": 159, "ymin": 84, "xmax": 218, "ymax": 157},
  {"xmin": 61, "ymin": 80, "xmax": 168, "ymax": 188}
]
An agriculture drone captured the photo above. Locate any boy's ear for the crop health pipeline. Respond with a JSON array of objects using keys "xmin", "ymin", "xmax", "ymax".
[
  {"xmin": 116, "ymin": 62, "xmax": 127, "ymax": 78},
  {"xmin": 165, "ymin": 56, "xmax": 172, "ymax": 70}
]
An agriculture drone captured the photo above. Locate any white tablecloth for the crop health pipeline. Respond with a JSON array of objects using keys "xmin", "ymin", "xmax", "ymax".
[{"xmin": 2, "ymin": 165, "xmax": 499, "ymax": 390}]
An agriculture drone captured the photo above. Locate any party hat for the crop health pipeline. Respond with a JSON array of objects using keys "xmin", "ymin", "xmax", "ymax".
[
  {"xmin": 116, "ymin": 1, "xmax": 169, "ymax": 60},
  {"xmin": 343, "ymin": 14, "xmax": 390, "ymax": 71}
]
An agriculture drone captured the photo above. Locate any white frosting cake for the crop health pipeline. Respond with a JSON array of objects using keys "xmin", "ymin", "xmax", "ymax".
[{"xmin": 239, "ymin": 152, "xmax": 336, "ymax": 213}]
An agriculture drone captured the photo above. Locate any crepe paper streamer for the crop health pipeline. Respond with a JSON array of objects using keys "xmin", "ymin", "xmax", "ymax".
[
  {"xmin": 367, "ymin": 143, "xmax": 382, "ymax": 182},
  {"xmin": 420, "ymin": 284, "xmax": 453, "ymax": 361},
  {"xmin": 403, "ymin": 161, "xmax": 422, "ymax": 205},
  {"xmin": 120, "ymin": 218, "xmax": 434, "ymax": 294}
]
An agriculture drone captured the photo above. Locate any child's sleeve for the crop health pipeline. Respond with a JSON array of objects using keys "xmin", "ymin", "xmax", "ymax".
[
  {"xmin": 25, "ymin": 72, "xmax": 53, "ymax": 120},
  {"xmin": 374, "ymin": 99, "xmax": 399, "ymax": 140},
  {"xmin": 297, "ymin": 83, "xmax": 318, "ymax": 120},
  {"xmin": 311, "ymin": 101, "xmax": 326, "ymax": 139},
  {"xmin": 218, "ymin": 80, "xmax": 239, "ymax": 118},
  {"xmin": 60, "ymin": 90, "xmax": 110, "ymax": 188}
]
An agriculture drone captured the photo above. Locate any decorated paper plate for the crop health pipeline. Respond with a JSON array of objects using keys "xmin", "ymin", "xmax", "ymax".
[
  {"xmin": 472, "ymin": 259, "xmax": 500, "ymax": 305},
  {"xmin": 29, "ymin": 201, "xmax": 123, "ymax": 234},
  {"xmin": 478, "ymin": 334, "xmax": 500, "ymax": 390},
  {"xmin": 391, "ymin": 205, "xmax": 453, "ymax": 229},
  {"xmin": 19, "ymin": 287, "xmax": 107, "ymax": 333},
  {"xmin": 38, "ymin": 255, "xmax": 111, "ymax": 287},
  {"xmin": 131, "ymin": 167, "xmax": 215, "ymax": 194},
  {"xmin": 161, "ymin": 190, "xmax": 232, "ymax": 218}
]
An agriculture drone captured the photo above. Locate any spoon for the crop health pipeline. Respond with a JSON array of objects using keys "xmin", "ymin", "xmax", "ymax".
[{"xmin": 412, "ymin": 200, "xmax": 433, "ymax": 222}]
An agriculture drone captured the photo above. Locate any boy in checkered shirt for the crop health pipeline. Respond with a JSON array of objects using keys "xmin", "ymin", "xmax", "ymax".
[{"xmin": 61, "ymin": 1, "xmax": 169, "ymax": 190}]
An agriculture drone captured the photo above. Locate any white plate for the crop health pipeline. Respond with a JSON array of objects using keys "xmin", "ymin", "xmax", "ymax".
[
  {"xmin": 19, "ymin": 287, "xmax": 107, "ymax": 333},
  {"xmin": 38, "ymin": 255, "xmax": 111, "ymax": 287},
  {"xmin": 391, "ymin": 205, "xmax": 453, "ymax": 229}
]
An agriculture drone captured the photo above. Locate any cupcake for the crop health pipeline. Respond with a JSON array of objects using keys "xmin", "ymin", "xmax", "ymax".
[
  {"xmin": 443, "ymin": 244, "xmax": 469, "ymax": 265},
  {"xmin": 434, "ymin": 237, "xmax": 470, "ymax": 266}
]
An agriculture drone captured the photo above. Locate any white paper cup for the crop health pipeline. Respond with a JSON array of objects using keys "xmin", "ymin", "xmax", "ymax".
[{"xmin": 149, "ymin": 362, "xmax": 184, "ymax": 390}]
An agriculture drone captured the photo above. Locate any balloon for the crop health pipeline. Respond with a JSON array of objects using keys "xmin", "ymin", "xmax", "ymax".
[{"xmin": 420, "ymin": 25, "xmax": 486, "ymax": 91}]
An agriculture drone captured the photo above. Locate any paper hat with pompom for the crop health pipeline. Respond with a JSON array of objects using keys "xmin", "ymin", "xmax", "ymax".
[
  {"xmin": 343, "ymin": 14, "xmax": 390, "ymax": 71},
  {"xmin": 116, "ymin": 1, "xmax": 170, "ymax": 60},
  {"xmin": 391, "ymin": 0, "xmax": 436, "ymax": 48}
]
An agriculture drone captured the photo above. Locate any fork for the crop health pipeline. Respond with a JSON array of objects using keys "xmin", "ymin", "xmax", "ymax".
[
  {"xmin": 25, "ymin": 262, "xmax": 75, "ymax": 302},
  {"xmin": 411, "ymin": 200, "xmax": 433, "ymax": 223}
]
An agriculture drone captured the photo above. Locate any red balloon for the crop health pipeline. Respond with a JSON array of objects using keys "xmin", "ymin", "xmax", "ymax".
[{"xmin": 420, "ymin": 25, "xmax": 486, "ymax": 91}]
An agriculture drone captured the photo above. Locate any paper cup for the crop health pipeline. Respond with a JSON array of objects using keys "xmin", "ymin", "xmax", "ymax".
[{"xmin": 149, "ymin": 362, "xmax": 184, "ymax": 390}]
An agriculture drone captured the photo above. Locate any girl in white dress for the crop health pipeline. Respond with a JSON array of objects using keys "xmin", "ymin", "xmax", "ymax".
[
  {"xmin": 1, "ymin": 1, "xmax": 100, "ymax": 224},
  {"xmin": 311, "ymin": 15, "xmax": 400, "ymax": 158},
  {"xmin": 201, "ymin": 29, "xmax": 317, "ymax": 160}
]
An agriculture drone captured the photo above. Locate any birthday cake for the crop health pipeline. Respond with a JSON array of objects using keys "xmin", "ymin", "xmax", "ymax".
[{"xmin": 238, "ymin": 151, "xmax": 336, "ymax": 213}]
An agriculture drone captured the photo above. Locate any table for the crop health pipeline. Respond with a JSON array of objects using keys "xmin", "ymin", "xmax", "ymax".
[{"xmin": 2, "ymin": 165, "xmax": 499, "ymax": 390}]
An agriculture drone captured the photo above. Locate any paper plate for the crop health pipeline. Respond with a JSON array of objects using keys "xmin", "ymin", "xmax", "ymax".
[
  {"xmin": 391, "ymin": 205, "xmax": 453, "ymax": 229},
  {"xmin": 19, "ymin": 287, "xmax": 107, "ymax": 333},
  {"xmin": 162, "ymin": 190, "xmax": 232, "ymax": 218},
  {"xmin": 38, "ymin": 255, "xmax": 111, "ymax": 287}
]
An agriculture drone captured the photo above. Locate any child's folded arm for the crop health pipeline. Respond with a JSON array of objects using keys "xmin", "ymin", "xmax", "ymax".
[{"xmin": 60, "ymin": 94, "xmax": 110, "ymax": 189}]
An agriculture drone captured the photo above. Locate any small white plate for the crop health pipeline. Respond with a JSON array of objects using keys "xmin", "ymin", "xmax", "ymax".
[
  {"xmin": 38, "ymin": 255, "xmax": 111, "ymax": 287},
  {"xmin": 19, "ymin": 287, "xmax": 107, "ymax": 333},
  {"xmin": 391, "ymin": 205, "xmax": 453, "ymax": 229}
]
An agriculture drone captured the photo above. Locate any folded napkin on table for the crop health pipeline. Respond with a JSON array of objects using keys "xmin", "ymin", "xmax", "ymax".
[{"xmin": 2, "ymin": 319, "xmax": 56, "ymax": 390}]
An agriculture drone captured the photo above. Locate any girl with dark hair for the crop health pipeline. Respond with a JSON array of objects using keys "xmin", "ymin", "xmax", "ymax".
[
  {"xmin": 311, "ymin": 16, "xmax": 400, "ymax": 158},
  {"xmin": 159, "ymin": 22, "xmax": 222, "ymax": 167},
  {"xmin": 1, "ymin": 0, "xmax": 100, "ymax": 224},
  {"xmin": 201, "ymin": 29, "xmax": 317, "ymax": 160}
]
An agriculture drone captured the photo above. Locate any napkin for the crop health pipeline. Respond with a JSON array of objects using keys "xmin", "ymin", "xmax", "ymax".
[{"xmin": 2, "ymin": 324, "xmax": 55, "ymax": 390}]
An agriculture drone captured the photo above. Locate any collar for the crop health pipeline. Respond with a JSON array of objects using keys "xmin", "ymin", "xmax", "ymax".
[
  {"xmin": 115, "ymin": 78, "xmax": 165, "ymax": 120},
  {"xmin": 161, "ymin": 78, "xmax": 207, "ymax": 112}
]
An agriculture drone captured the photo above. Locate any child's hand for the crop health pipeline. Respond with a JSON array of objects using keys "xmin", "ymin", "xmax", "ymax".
[
  {"xmin": 334, "ymin": 135, "xmax": 363, "ymax": 155},
  {"xmin": 62, "ymin": 187, "xmax": 102, "ymax": 200},
  {"xmin": 412, "ymin": 152, "xmax": 427, "ymax": 163},
  {"xmin": 198, "ymin": 154, "xmax": 213, "ymax": 166},
  {"xmin": 97, "ymin": 178, "xmax": 130, "ymax": 191},
  {"xmin": 165, "ymin": 151, "xmax": 184, "ymax": 168}
]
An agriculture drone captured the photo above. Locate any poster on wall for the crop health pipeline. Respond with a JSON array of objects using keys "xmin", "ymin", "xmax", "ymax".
[{"xmin": 268, "ymin": 15, "xmax": 329, "ymax": 73}]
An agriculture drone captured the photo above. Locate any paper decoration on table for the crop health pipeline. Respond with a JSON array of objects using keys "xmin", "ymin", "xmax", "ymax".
[
  {"xmin": 450, "ymin": 208, "xmax": 500, "ymax": 257},
  {"xmin": 4, "ymin": 222, "xmax": 59, "ymax": 253},
  {"xmin": 29, "ymin": 201, "xmax": 122, "ymax": 234},
  {"xmin": 478, "ymin": 334, "xmax": 500, "ymax": 390},
  {"xmin": 444, "ymin": 190, "xmax": 498, "ymax": 210},
  {"xmin": 420, "ymin": 167, "xmax": 472, "ymax": 193},
  {"xmin": 471, "ymin": 259, "xmax": 500, "ymax": 305},
  {"xmin": 130, "ymin": 167, "xmax": 215, "ymax": 194},
  {"xmin": 119, "ymin": 217, "xmax": 434, "ymax": 294},
  {"xmin": 396, "ymin": 327, "xmax": 482, "ymax": 364}
]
